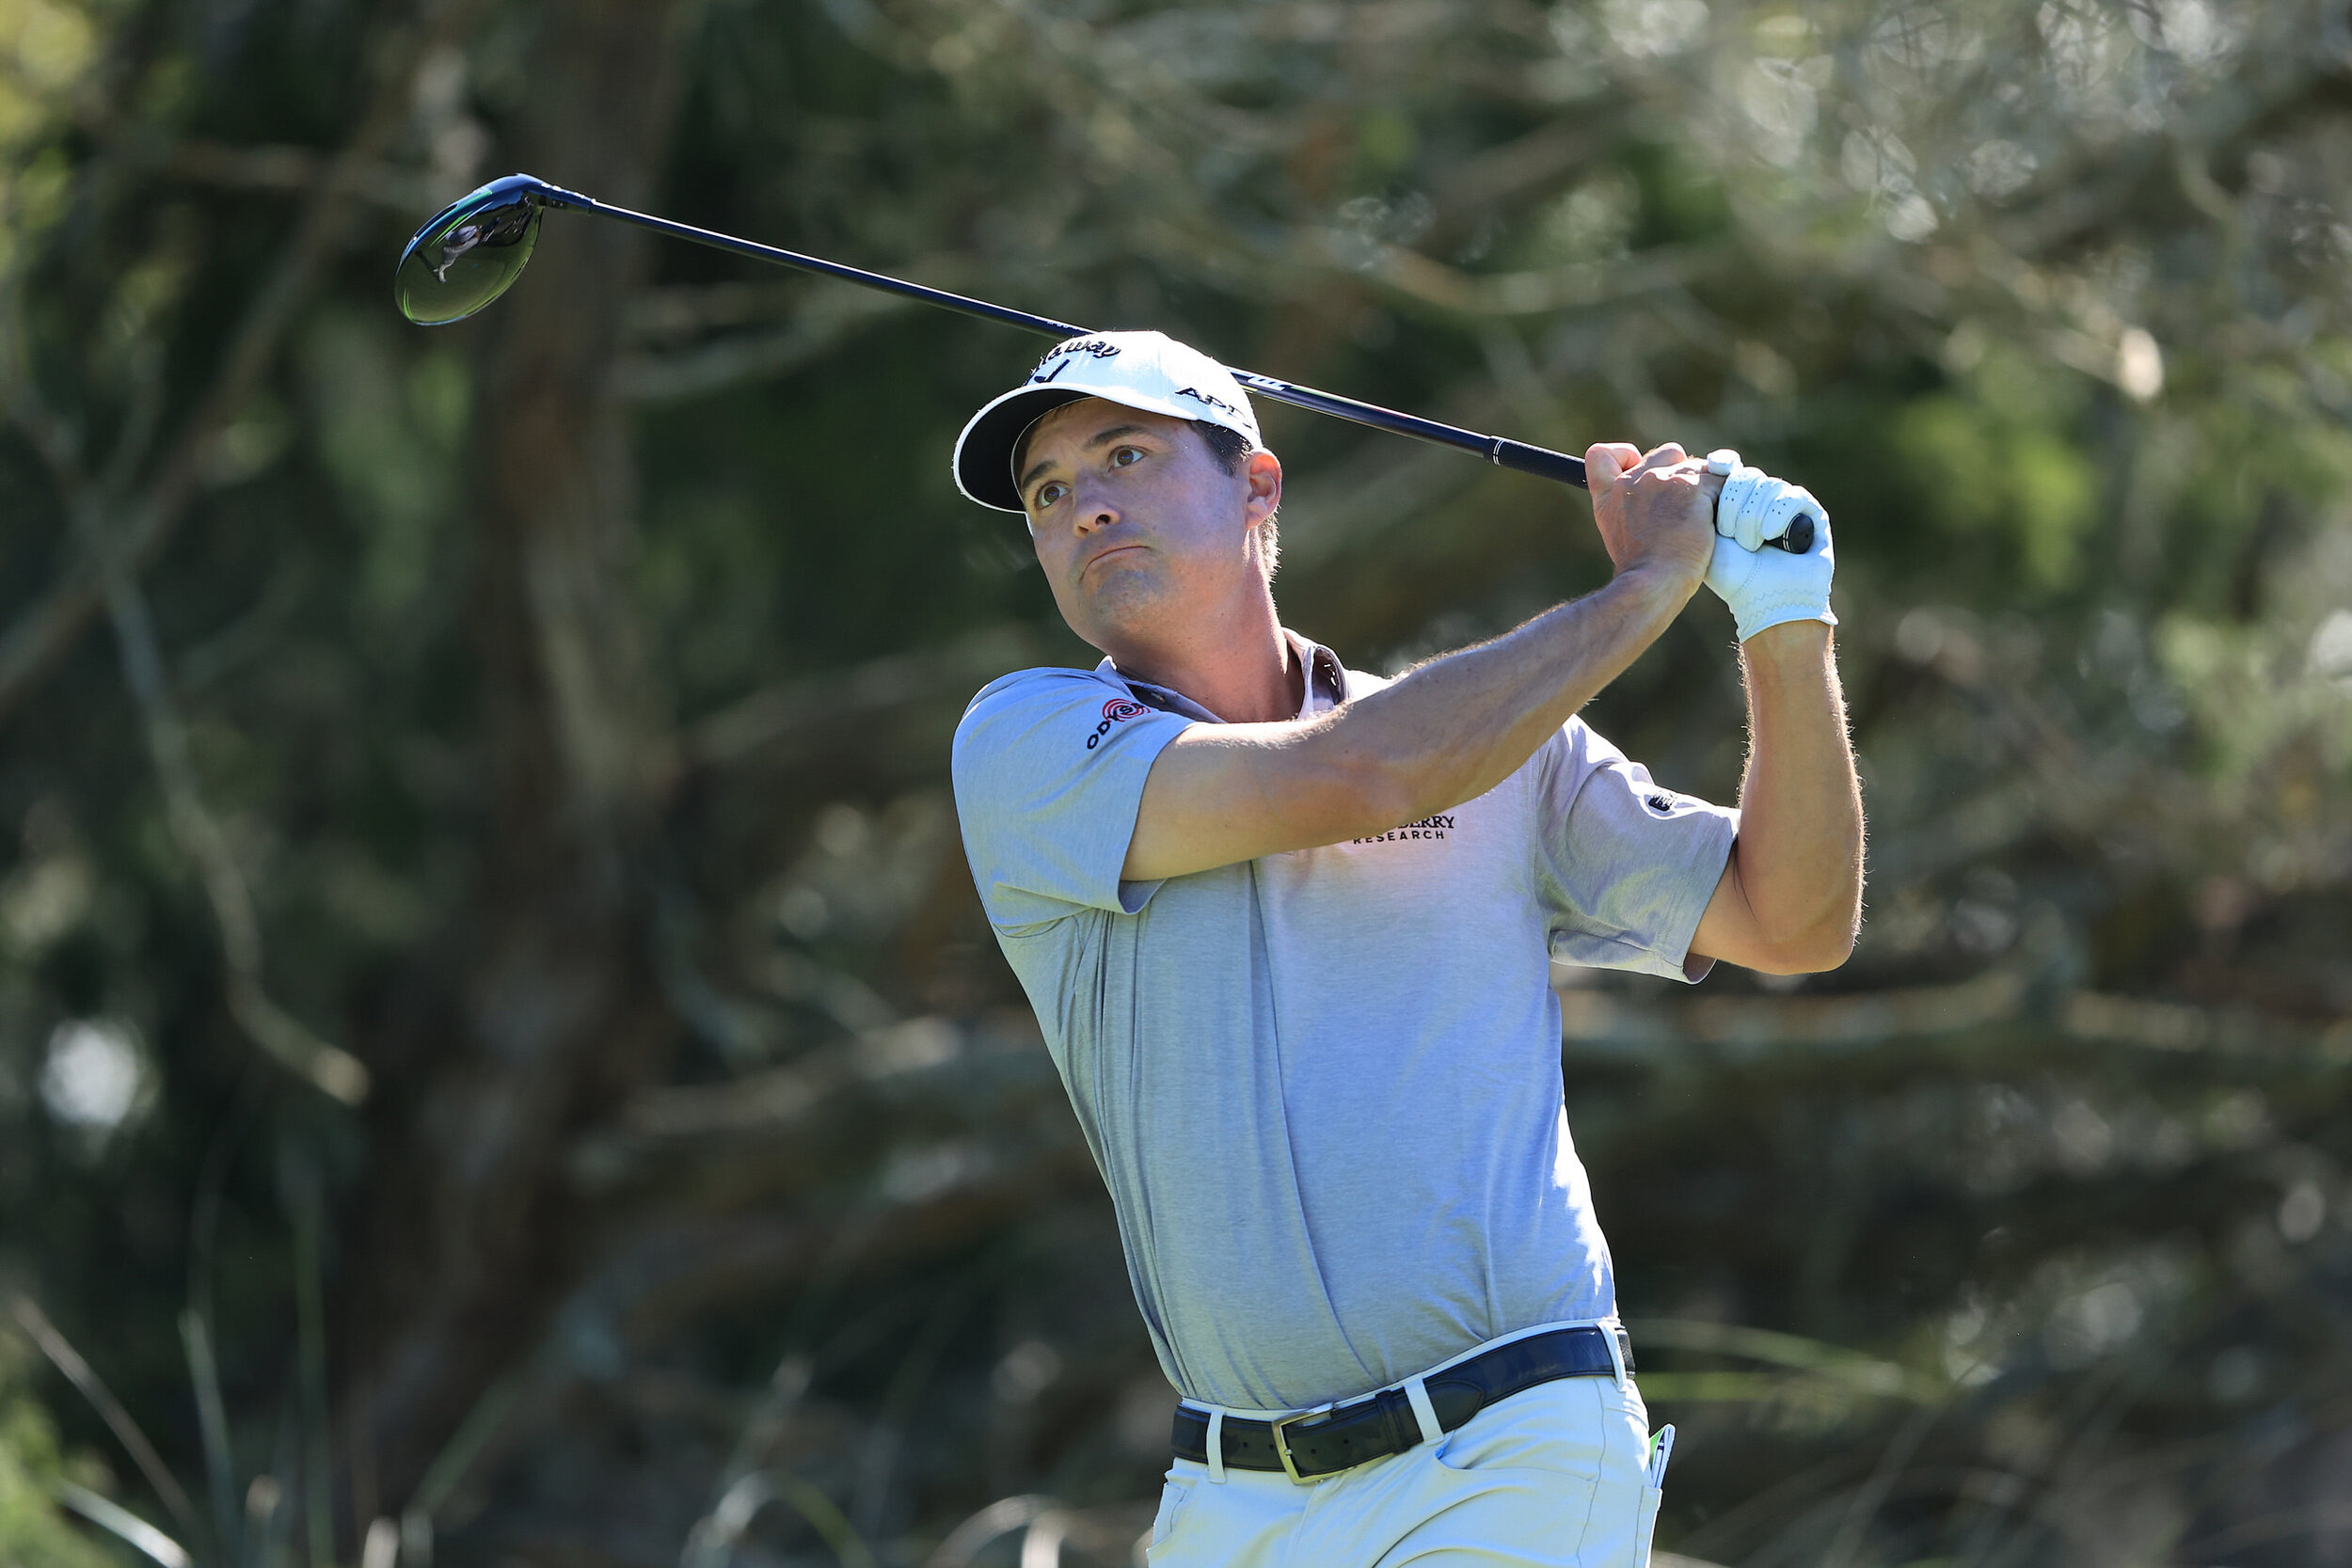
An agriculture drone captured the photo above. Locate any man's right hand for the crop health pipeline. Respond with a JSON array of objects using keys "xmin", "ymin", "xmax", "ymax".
[{"xmin": 1584, "ymin": 442, "xmax": 1719, "ymax": 603}]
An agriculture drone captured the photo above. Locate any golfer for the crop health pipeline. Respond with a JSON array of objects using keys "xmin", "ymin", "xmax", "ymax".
[{"xmin": 948, "ymin": 331, "xmax": 1863, "ymax": 1567}]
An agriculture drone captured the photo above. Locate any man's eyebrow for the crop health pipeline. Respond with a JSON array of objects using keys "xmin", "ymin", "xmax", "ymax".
[{"xmin": 1017, "ymin": 423, "xmax": 1153, "ymax": 500}]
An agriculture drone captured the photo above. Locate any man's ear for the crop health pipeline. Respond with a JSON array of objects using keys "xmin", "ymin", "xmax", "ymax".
[{"xmin": 1244, "ymin": 449, "xmax": 1282, "ymax": 522}]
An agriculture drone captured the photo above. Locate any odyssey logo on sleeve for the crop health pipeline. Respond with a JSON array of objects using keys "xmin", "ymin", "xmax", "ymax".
[{"xmin": 1085, "ymin": 697, "xmax": 1151, "ymax": 750}]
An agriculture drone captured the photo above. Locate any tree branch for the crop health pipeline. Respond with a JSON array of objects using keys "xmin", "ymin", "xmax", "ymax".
[{"xmin": 0, "ymin": 0, "xmax": 496, "ymax": 727}]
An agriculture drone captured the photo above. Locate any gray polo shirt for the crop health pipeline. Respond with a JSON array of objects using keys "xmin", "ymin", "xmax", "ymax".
[{"xmin": 950, "ymin": 631, "xmax": 1736, "ymax": 1412}]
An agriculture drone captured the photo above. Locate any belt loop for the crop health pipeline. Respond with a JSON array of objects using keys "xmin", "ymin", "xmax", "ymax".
[
  {"xmin": 1604, "ymin": 1325, "xmax": 1629, "ymax": 1392},
  {"xmin": 1205, "ymin": 1409, "xmax": 1227, "ymax": 1483},
  {"xmin": 1403, "ymin": 1375, "xmax": 1443, "ymax": 1447}
]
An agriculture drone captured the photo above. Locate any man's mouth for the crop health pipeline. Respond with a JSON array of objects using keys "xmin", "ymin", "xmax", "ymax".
[{"xmin": 1082, "ymin": 544, "xmax": 1146, "ymax": 576}]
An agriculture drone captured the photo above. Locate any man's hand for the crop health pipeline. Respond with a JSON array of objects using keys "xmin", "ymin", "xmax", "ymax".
[
  {"xmin": 1699, "ymin": 451, "xmax": 1836, "ymax": 643},
  {"xmin": 1584, "ymin": 442, "xmax": 1720, "ymax": 603}
]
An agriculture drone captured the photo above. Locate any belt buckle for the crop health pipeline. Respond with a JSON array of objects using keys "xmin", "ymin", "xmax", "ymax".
[{"xmin": 1268, "ymin": 1402, "xmax": 1337, "ymax": 1484}]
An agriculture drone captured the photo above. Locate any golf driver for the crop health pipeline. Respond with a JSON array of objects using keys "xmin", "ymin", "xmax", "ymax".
[{"xmin": 396, "ymin": 173, "xmax": 1815, "ymax": 553}]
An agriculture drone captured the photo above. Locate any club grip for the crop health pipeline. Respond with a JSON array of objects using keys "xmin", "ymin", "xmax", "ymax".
[
  {"xmin": 1489, "ymin": 438, "xmax": 1589, "ymax": 489},
  {"xmin": 1493, "ymin": 438, "xmax": 1815, "ymax": 553}
]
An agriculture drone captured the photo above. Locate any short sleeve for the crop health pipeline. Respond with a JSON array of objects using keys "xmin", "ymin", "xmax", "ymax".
[
  {"xmin": 951, "ymin": 669, "xmax": 1194, "ymax": 929},
  {"xmin": 1532, "ymin": 719, "xmax": 1739, "ymax": 981}
]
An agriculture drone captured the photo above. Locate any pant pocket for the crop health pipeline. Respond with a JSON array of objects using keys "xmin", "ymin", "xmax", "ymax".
[{"xmin": 1149, "ymin": 1478, "xmax": 1195, "ymax": 1549}]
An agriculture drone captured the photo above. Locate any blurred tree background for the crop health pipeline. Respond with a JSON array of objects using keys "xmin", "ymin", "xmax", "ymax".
[{"xmin": 0, "ymin": 0, "xmax": 2348, "ymax": 1563}]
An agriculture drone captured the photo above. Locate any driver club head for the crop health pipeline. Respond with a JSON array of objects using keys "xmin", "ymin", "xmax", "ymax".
[{"xmin": 394, "ymin": 174, "xmax": 558, "ymax": 325}]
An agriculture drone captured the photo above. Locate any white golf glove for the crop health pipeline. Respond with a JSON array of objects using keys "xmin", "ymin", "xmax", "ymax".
[{"xmin": 1701, "ymin": 449, "xmax": 1836, "ymax": 643}]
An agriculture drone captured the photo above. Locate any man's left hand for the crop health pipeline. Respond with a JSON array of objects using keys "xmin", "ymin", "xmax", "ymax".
[{"xmin": 1700, "ymin": 451, "xmax": 1836, "ymax": 643}]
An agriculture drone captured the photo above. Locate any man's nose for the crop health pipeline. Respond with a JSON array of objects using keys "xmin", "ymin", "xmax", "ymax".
[{"xmin": 1071, "ymin": 481, "xmax": 1120, "ymax": 531}]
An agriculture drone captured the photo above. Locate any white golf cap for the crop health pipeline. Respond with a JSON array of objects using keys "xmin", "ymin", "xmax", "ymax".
[{"xmin": 953, "ymin": 329, "xmax": 1263, "ymax": 513}]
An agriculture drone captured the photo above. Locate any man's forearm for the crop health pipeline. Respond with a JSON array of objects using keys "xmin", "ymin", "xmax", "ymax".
[
  {"xmin": 1122, "ymin": 566, "xmax": 1693, "ymax": 882},
  {"xmin": 1721, "ymin": 623, "xmax": 1863, "ymax": 967},
  {"xmin": 1318, "ymin": 565, "xmax": 1693, "ymax": 828},
  {"xmin": 1123, "ymin": 442, "xmax": 1721, "ymax": 883}
]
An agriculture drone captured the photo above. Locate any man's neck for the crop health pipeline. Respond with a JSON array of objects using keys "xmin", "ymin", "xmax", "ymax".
[{"xmin": 1104, "ymin": 589, "xmax": 1299, "ymax": 723}]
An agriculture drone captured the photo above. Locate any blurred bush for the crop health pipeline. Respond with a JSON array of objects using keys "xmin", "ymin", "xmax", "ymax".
[{"xmin": 0, "ymin": 1338, "xmax": 116, "ymax": 1568}]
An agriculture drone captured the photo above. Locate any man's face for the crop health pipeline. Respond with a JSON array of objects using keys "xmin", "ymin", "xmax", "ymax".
[{"xmin": 1015, "ymin": 398, "xmax": 1275, "ymax": 652}]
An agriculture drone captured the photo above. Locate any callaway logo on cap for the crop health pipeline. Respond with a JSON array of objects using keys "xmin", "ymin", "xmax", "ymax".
[{"xmin": 953, "ymin": 329, "xmax": 1263, "ymax": 513}]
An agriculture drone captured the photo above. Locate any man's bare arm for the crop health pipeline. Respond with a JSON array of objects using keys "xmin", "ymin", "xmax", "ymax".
[
  {"xmin": 1123, "ymin": 443, "xmax": 1714, "ymax": 883},
  {"xmin": 1689, "ymin": 622, "xmax": 1864, "ymax": 974}
]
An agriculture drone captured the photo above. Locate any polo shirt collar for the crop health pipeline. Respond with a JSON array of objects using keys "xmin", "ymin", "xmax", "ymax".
[{"xmin": 1097, "ymin": 628, "xmax": 1345, "ymax": 723}]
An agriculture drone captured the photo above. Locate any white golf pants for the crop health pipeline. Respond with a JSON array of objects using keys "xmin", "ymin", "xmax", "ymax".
[{"xmin": 1146, "ymin": 1372, "xmax": 1665, "ymax": 1567}]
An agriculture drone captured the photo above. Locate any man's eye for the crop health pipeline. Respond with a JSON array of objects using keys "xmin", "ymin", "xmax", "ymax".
[
  {"xmin": 1033, "ymin": 482, "xmax": 1068, "ymax": 509},
  {"xmin": 1110, "ymin": 446, "xmax": 1144, "ymax": 467}
]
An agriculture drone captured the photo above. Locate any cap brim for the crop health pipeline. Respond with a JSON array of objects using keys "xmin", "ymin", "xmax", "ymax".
[{"xmin": 952, "ymin": 386, "xmax": 1093, "ymax": 513}]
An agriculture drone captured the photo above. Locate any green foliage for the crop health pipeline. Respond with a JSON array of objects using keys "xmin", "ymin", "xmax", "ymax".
[
  {"xmin": 0, "ymin": 1356, "xmax": 115, "ymax": 1568},
  {"xmin": 1891, "ymin": 392, "xmax": 2098, "ymax": 590}
]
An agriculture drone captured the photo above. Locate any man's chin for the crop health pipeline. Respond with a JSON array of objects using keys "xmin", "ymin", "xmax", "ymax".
[{"xmin": 1069, "ymin": 562, "xmax": 1172, "ymax": 645}]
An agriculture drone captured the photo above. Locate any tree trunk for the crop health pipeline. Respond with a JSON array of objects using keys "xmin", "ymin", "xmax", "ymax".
[{"xmin": 349, "ymin": 0, "xmax": 691, "ymax": 1511}]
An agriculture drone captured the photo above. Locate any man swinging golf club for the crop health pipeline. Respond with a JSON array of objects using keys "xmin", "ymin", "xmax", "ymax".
[{"xmin": 949, "ymin": 330, "xmax": 1864, "ymax": 1567}]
